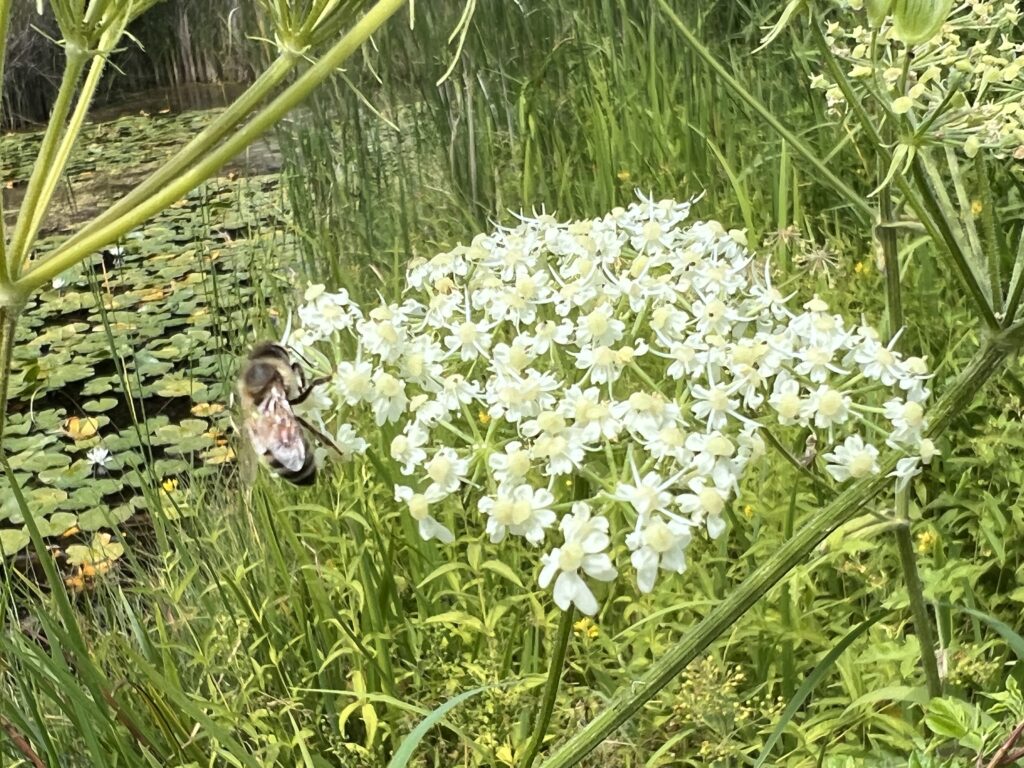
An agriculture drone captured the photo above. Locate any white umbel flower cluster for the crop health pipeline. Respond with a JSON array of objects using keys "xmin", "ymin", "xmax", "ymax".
[{"xmin": 285, "ymin": 193, "xmax": 935, "ymax": 615}]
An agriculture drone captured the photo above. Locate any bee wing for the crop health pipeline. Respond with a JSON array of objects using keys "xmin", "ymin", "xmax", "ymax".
[{"xmin": 245, "ymin": 386, "xmax": 307, "ymax": 473}]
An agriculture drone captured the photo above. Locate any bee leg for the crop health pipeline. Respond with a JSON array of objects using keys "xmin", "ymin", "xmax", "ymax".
[
  {"xmin": 295, "ymin": 414, "xmax": 347, "ymax": 458},
  {"xmin": 290, "ymin": 376, "xmax": 330, "ymax": 406}
]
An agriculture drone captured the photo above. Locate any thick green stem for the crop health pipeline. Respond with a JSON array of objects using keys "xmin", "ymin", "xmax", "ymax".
[
  {"xmin": 20, "ymin": 22, "xmax": 126, "ymax": 268},
  {"xmin": 894, "ymin": 495, "xmax": 943, "ymax": 698},
  {"xmin": 879, "ymin": 178, "xmax": 942, "ymax": 700},
  {"xmin": 540, "ymin": 329, "xmax": 1023, "ymax": 767},
  {"xmin": 521, "ymin": 605, "xmax": 575, "ymax": 768},
  {"xmin": 17, "ymin": 0, "xmax": 408, "ymax": 293},
  {"xmin": 779, "ymin": 484, "xmax": 798, "ymax": 703},
  {"xmin": 0, "ymin": 0, "xmax": 12, "ymax": 284},
  {"xmin": 0, "ymin": 302, "xmax": 21, "ymax": 451},
  {"xmin": 51, "ymin": 53, "xmax": 299, "ymax": 259},
  {"xmin": 7, "ymin": 52, "xmax": 88, "ymax": 266}
]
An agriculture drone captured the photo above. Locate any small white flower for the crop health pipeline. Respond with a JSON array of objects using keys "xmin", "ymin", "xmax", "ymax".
[
  {"xmin": 390, "ymin": 424, "xmax": 429, "ymax": 475},
  {"xmin": 445, "ymin": 317, "xmax": 495, "ymax": 361},
  {"xmin": 479, "ymin": 483, "xmax": 556, "ymax": 545},
  {"xmin": 538, "ymin": 504, "xmax": 617, "ymax": 615},
  {"xmin": 369, "ymin": 371, "xmax": 408, "ymax": 425},
  {"xmin": 675, "ymin": 477, "xmax": 728, "ymax": 539},
  {"xmin": 613, "ymin": 465, "xmax": 676, "ymax": 521},
  {"xmin": 87, "ymin": 446, "xmax": 112, "ymax": 468},
  {"xmin": 769, "ymin": 374, "xmax": 805, "ymax": 426},
  {"xmin": 424, "ymin": 447, "xmax": 469, "ymax": 497},
  {"xmin": 334, "ymin": 360, "xmax": 374, "ymax": 405},
  {"xmin": 575, "ymin": 305, "xmax": 625, "ymax": 348},
  {"xmin": 395, "ymin": 485, "xmax": 454, "ymax": 544},
  {"xmin": 883, "ymin": 397, "xmax": 926, "ymax": 445},
  {"xmin": 626, "ymin": 514, "xmax": 692, "ymax": 593},
  {"xmin": 804, "ymin": 385, "xmax": 852, "ymax": 429},
  {"xmin": 488, "ymin": 441, "xmax": 532, "ymax": 484},
  {"xmin": 823, "ymin": 435, "xmax": 880, "ymax": 482}
]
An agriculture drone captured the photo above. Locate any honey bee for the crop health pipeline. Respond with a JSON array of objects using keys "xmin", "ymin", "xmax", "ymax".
[{"xmin": 237, "ymin": 342, "xmax": 328, "ymax": 485}]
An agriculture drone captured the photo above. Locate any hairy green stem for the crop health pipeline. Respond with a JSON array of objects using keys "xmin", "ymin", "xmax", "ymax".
[
  {"xmin": 0, "ymin": 0, "xmax": 11, "ymax": 284},
  {"xmin": 0, "ymin": 303, "xmax": 18, "ymax": 451},
  {"xmin": 878, "ymin": 175, "xmax": 942, "ymax": 699},
  {"xmin": 51, "ymin": 53, "xmax": 300, "ymax": 260},
  {"xmin": 541, "ymin": 328, "xmax": 1023, "ymax": 767},
  {"xmin": 656, "ymin": 0, "xmax": 873, "ymax": 224},
  {"xmin": 894, "ymin": 493, "xmax": 943, "ymax": 698},
  {"xmin": 779, "ymin": 483, "xmax": 798, "ymax": 703},
  {"xmin": 521, "ymin": 605, "xmax": 575, "ymax": 768},
  {"xmin": 7, "ymin": 52, "xmax": 88, "ymax": 266},
  {"xmin": 18, "ymin": 0, "xmax": 408, "ymax": 292}
]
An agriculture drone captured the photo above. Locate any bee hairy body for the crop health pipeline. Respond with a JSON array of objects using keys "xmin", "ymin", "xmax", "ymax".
[{"xmin": 238, "ymin": 342, "xmax": 318, "ymax": 486}]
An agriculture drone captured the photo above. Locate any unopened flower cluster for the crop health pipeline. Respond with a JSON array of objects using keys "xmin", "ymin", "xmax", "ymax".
[
  {"xmin": 284, "ymin": 194, "xmax": 935, "ymax": 615},
  {"xmin": 817, "ymin": 1, "xmax": 1024, "ymax": 159}
]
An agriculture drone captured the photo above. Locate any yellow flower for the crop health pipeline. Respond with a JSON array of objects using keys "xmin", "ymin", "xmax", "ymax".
[
  {"xmin": 916, "ymin": 529, "xmax": 938, "ymax": 553},
  {"xmin": 616, "ymin": 169, "xmax": 632, "ymax": 182},
  {"xmin": 573, "ymin": 617, "xmax": 599, "ymax": 639},
  {"xmin": 970, "ymin": 199, "xmax": 983, "ymax": 216},
  {"xmin": 478, "ymin": 410, "xmax": 491, "ymax": 425},
  {"xmin": 162, "ymin": 477, "xmax": 179, "ymax": 493},
  {"xmin": 854, "ymin": 261, "xmax": 865, "ymax": 274},
  {"xmin": 742, "ymin": 504, "xmax": 754, "ymax": 519}
]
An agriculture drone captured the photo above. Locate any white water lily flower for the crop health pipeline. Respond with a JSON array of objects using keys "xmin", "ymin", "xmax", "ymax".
[
  {"xmin": 87, "ymin": 445, "xmax": 112, "ymax": 469},
  {"xmin": 627, "ymin": 514, "xmax": 692, "ymax": 593},
  {"xmin": 539, "ymin": 504, "xmax": 617, "ymax": 615}
]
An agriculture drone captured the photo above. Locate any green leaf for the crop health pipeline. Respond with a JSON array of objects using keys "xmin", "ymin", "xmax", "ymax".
[
  {"xmin": 386, "ymin": 685, "xmax": 492, "ymax": 768},
  {"xmin": 755, "ymin": 613, "xmax": 885, "ymax": 766}
]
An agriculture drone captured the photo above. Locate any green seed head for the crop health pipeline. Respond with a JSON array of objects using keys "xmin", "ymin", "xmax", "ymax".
[{"xmin": 892, "ymin": 0, "xmax": 953, "ymax": 45}]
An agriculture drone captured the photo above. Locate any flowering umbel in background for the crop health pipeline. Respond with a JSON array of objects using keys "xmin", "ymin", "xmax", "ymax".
[{"xmin": 284, "ymin": 193, "xmax": 935, "ymax": 615}]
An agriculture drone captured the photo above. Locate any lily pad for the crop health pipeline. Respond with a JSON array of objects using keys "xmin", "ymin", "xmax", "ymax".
[
  {"xmin": 78, "ymin": 505, "xmax": 134, "ymax": 531},
  {"xmin": 0, "ymin": 528, "xmax": 30, "ymax": 555},
  {"xmin": 83, "ymin": 397, "xmax": 120, "ymax": 413}
]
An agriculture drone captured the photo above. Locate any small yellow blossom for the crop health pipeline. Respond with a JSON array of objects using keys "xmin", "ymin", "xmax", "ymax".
[
  {"xmin": 970, "ymin": 199, "xmax": 983, "ymax": 216},
  {"xmin": 573, "ymin": 617, "xmax": 599, "ymax": 639},
  {"xmin": 916, "ymin": 529, "xmax": 938, "ymax": 554},
  {"xmin": 616, "ymin": 169, "xmax": 632, "ymax": 182},
  {"xmin": 478, "ymin": 410, "xmax": 491, "ymax": 425}
]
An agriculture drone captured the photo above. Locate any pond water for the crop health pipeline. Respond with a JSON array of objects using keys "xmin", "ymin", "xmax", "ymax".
[{"xmin": 0, "ymin": 96, "xmax": 294, "ymax": 581}]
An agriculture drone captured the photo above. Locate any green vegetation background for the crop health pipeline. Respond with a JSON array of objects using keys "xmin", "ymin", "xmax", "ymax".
[{"xmin": 2, "ymin": 2, "xmax": 1023, "ymax": 767}]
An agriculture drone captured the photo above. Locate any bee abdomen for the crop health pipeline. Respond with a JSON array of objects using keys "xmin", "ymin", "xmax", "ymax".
[{"xmin": 267, "ymin": 450, "xmax": 317, "ymax": 485}]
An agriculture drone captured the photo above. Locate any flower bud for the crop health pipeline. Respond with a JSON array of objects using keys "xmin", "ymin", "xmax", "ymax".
[
  {"xmin": 865, "ymin": 0, "xmax": 893, "ymax": 27},
  {"xmin": 892, "ymin": 0, "xmax": 953, "ymax": 45}
]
